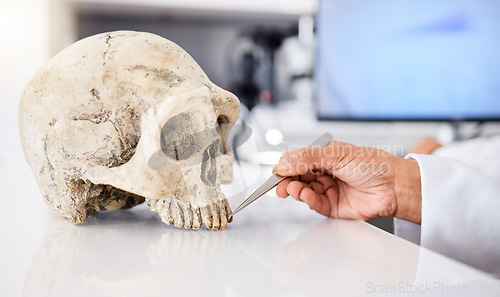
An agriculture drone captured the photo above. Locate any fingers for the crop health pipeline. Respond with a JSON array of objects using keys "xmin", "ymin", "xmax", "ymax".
[
  {"xmin": 286, "ymin": 182, "xmax": 333, "ymax": 217},
  {"xmin": 300, "ymin": 171, "xmax": 316, "ymax": 183},
  {"xmin": 276, "ymin": 178, "xmax": 292, "ymax": 198},
  {"xmin": 275, "ymin": 174, "xmax": 338, "ymax": 218},
  {"xmin": 276, "ymin": 180, "xmax": 307, "ymax": 202},
  {"xmin": 316, "ymin": 175, "xmax": 336, "ymax": 192},
  {"xmin": 276, "ymin": 174, "xmax": 332, "ymax": 198},
  {"xmin": 309, "ymin": 181, "xmax": 324, "ymax": 194},
  {"xmin": 299, "ymin": 188, "xmax": 331, "ymax": 217},
  {"xmin": 287, "ymin": 181, "xmax": 305, "ymax": 202}
]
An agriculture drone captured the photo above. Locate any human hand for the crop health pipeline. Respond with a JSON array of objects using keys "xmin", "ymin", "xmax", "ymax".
[{"xmin": 274, "ymin": 141, "xmax": 422, "ymax": 224}]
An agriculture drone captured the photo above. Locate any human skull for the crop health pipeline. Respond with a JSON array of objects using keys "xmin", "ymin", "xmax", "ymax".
[{"xmin": 19, "ymin": 31, "xmax": 240, "ymax": 230}]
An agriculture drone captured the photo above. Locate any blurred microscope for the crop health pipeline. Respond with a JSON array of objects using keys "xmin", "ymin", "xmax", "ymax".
[{"xmin": 228, "ymin": 16, "xmax": 316, "ymax": 165}]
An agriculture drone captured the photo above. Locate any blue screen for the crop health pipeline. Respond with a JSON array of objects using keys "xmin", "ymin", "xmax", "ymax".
[{"xmin": 315, "ymin": 0, "xmax": 500, "ymax": 120}]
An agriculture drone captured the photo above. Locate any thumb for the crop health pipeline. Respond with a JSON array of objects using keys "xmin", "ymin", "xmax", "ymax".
[
  {"xmin": 274, "ymin": 141, "xmax": 353, "ymax": 176},
  {"xmin": 273, "ymin": 147, "xmax": 329, "ymax": 176}
]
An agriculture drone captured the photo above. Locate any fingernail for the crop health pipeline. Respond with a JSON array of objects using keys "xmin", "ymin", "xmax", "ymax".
[{"xmin": 275, "ymin": 159, "xmax": 291, "ymax": 172}]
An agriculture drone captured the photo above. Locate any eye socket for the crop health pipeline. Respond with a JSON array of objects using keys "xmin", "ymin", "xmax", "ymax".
[
  {"xmin": 161, "ymin": 113, "xmax": 199, "ymax": 160},
  {"xmin": 161, "ymin": 113, "xmax": 230, "ymax": 161}
]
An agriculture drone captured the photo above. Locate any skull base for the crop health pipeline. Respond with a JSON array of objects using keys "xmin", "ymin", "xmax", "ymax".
[{"xmin": 65, "ymin": 180, "xmax": 145, "ymax": 224}]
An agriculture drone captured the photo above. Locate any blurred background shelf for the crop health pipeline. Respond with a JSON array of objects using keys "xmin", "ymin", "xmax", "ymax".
[
  {"xmin": 69, "ymin": 0, "xmax": 318, "ymax": 17},
  {"xmin": 49, "ymin": 0, "xmax": 317, "ymax": 55}
]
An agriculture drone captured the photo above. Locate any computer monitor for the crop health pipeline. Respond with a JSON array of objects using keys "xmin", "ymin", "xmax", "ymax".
[{"xmin": 315, "ymin": 0, "xmax": 500, "ymax": 121}]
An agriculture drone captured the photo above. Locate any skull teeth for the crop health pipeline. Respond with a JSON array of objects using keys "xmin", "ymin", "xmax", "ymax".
[{"xmin": 147, "ymin": 197, "xmax": 232, "ymax": 230}]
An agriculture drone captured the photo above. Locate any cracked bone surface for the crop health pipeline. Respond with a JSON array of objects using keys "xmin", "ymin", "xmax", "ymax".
[{"xmin": 19, "ymin": 31, "xmax": 240, "ymax": 230}]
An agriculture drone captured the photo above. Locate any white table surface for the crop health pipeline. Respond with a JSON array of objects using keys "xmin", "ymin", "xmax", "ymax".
[{"xmin": 1, "ymin": 126, "xmax": 499, "ymax": 297}]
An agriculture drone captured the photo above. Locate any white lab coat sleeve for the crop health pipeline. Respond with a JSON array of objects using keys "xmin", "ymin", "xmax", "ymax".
[{"xmin": 395, "ymin": 136, "xmax": 500, "ymax": 277}]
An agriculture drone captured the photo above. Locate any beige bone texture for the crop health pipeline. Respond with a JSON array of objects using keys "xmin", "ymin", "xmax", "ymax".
[{"xmin": 19, "ymin": 31, "xmax": 240, "ymax": 230}]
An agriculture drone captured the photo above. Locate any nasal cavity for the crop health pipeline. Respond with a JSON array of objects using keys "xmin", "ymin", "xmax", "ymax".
[
  {"xmin": 217, "ymin": 115, "xmax": 229, "ymax": 154},
  {"xmin": 200, "ymin": 139, "xmax": 220, "ymax": 186}
]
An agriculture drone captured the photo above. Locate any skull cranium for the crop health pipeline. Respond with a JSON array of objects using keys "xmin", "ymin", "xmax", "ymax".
[{"xmin": 19, "ymin": 31, "xmax": 240, "ymax": 230}]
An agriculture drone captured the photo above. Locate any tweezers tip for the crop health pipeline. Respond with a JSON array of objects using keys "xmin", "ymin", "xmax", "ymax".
[{"xmin": 231, "ymin": 206, "xmax": 242, "ymax": 215}]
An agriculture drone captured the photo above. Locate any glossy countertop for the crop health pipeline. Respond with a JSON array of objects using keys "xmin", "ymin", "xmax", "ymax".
[{"xmin": 1, "ymin": 154, "xmax": 500, "ymax": 297}]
